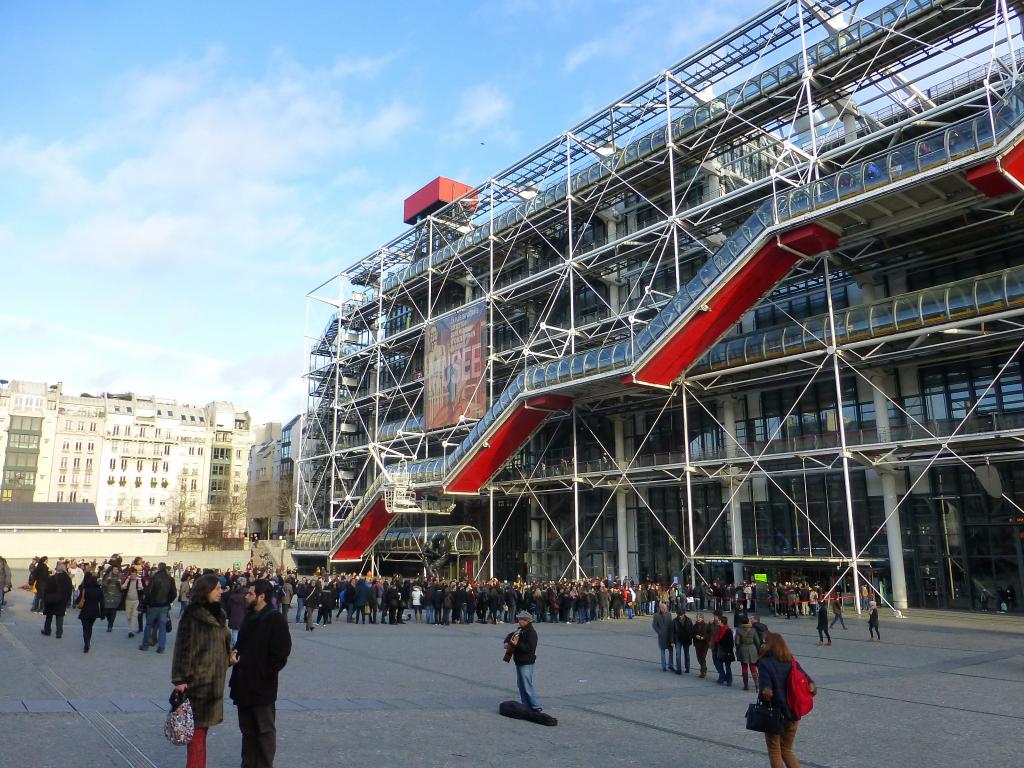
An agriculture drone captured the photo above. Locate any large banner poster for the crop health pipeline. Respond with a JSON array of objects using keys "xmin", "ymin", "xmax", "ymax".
[{"xmin": 425, "ymin": 303, "xmax": 488, "ymax": 430}]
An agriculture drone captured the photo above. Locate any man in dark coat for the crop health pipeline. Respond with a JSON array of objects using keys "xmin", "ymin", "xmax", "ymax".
[
  {"xmin": 504, "ymin": 610, "xmax": 541, "ymax": 712},
  {"xmin": 41, "ymin": 562, "xmax": 73, "ymax": 637},
  {"xmin": 672, "ymin": 608, "xmax": 693, "ymax": 674},
  {"xmin": 230, "ymin": 579, "xmax": 292, "ymax": 768},
  {"xmin": 652, "ymin": 602, "xmax": 674, "ymax": 671},
  {"xmin": 30, "ymin": 556, "xmax": 50, "ymax": 613},
  {"xmin": 0, "ymin": 553, "xmax": 12, "ymax": 619},
  {"xmin": 139, "ymin": 562, "xmax": 176, "ymax": 653}
]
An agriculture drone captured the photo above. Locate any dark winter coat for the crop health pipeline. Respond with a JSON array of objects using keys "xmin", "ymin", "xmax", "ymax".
[
  {"xmin": 171, "ymin": 602, "xmax": 231, "ymax": 728},
  {"xmin": 672, "ymin": 615, "xmax": 694, "ymax": 645},
  {"xmin": 223, "ymin": 590, "xmax": 248, "ymax": 630},
  {"xmin": 652, "ymin": 612, "xmax": 673, "ymax": 649},
  {"xmin": 692, "ymin": 619, "xmax": 711, "ymax": 650},
  {"xmin": 229, "ymin": 605, "xmax": 291, "ymax": 708},
  {"xmin": 757, "ymin": 656, "xmax": 813, "ymax": 721},
  {"xmin": 714, "ymin": 626, "xmax": 735, "ymax": 663},
  {"xmin": 145, "ymin": 569, "xmax": 176, "ymax": 608},
  {"xmin": 77, "ymin": 580, "xmax": 105, "ymax": 621},
  {"xmin": 817, "ymin": 604, "xmax": 829, "ymax": 630},
  {"xmin": 101, "ymin": 572, "xmax": 124, "ymax": 610},
  {"xmin": 506, "ymin": 621, "xmax": 538, "ymax": 667},
  {"xmin": 43, "ymin": 572, "xmax": 73, "ymax": 616},
  {"xmin": 0, "ymin": 556, "xmax": 11, "ymax": 592},
  {"xmin": 736, "ymin": 626, "xmax": 760, "ymax": 663}
]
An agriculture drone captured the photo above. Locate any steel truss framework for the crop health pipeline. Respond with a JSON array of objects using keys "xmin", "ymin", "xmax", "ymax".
[{"xmin": 297, "ymin": 0, "xmax": 1024, "ymax": 612}]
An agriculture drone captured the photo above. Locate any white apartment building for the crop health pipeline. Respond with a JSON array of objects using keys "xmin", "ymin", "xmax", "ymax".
[{"xmin": 0, "ymin": 381, "xmax": 255, "ymax": 531}]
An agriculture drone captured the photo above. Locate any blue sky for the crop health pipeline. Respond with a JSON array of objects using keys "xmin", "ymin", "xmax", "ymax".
[{"xmin": 0, "ymin": 1, "xmax": 761, "ymax": 422}]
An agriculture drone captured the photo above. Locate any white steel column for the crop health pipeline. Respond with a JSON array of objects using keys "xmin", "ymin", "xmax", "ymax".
[
  {"xmin": 870, "ymin": 371, "xmax": 909, "ymax": 611},
  {"xmin": 721, "ymin": 396, "xmax": 744, "ymax": 585},
  {"xmin": 682, "ymin": 382, "xmax": 697, "ymax": 589},
  {"xmin": 488, "ymin": 183, "xmax": 496, "ymax": 579},
  {"xmin": 572, "ymin": 405, "xmax": 582, "ymax": 580},
  {"xmin": 823, "ymin": 255, "xmax": 862, "ymax": 613},
  {"xmin": 613, "ymin": 415, "xmax": 629, "ymax": 580}
]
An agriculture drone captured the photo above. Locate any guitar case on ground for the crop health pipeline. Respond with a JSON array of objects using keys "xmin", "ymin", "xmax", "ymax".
[{"xmin": 498, "ymin": 700, "xmax": 558, "ymax": 726}]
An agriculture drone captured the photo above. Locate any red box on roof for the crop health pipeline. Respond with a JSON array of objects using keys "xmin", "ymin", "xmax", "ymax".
[{"xmin": 403, "ymin": 176, "xmax": 477, "ymax": 225}]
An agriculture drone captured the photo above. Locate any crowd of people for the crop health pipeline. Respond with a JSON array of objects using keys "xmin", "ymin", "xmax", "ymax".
[{"xmin": 0, "ymin": 553, "xmax": 941, "ymax": 768}]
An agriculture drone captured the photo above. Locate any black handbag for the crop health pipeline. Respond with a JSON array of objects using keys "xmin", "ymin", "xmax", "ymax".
[
  {"xmin": 165, "ymin": 617, "xmax": 173, "ymax": 633},
  {"xmin": 745, "ymin": 700, "xmax": 785, "ymax": 734}
]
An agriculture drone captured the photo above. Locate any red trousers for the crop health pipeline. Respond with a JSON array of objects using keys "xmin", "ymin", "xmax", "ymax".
[{"xmin": 186, "ymin": 726, "xmax": 207, "ymax": 768}]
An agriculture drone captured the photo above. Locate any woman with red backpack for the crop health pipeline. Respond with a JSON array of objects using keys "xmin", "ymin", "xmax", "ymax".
[{"xmin": 756, "ymin": 633, "xmax": 815, "ymax": 768}]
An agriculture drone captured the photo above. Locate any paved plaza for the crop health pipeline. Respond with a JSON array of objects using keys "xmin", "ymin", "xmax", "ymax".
[{"xmin": 1, "ymin": 581, "xmax": 1022, "ymax": 768}]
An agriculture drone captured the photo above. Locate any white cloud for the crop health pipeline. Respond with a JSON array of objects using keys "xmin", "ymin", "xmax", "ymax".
[
  {"xmin": 0, "ymin": 49, "xmax": 416, "ymax": 421},
  {"xmin": 0, "ymin": 315, "xmax": 304, "ymax": 423},
  {"xmin": 453, "ymin": 83, "xmax": 511, "ymax": 132}
]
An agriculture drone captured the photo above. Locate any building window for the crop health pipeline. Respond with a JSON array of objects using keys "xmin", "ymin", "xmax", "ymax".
[
  {"xmin": 60, "ymin": 457, "xmax": 68, "ymax": 470},
  {"xmin": 152, "ymin": 460, "xmax": 159, "ymax": 473},
  {"xmin": 120, "ymin": 458, "xmax": 128, "ymax": 471},
  {"xmin": 164, "ymin": 445, "xmax": 171, "ymax": 456},
  {"xmin": 72, "ymin": 458, "xmax": 80, "ymax": 469},
  {"xmin": 90, "ymin": 422, "xmax": 96, "ymax": 432},
  {"xmin": 58, "ymin": 474, "xmax": 66, "ymax": 484},
  {"xmin": 136, "ymin": 460, "xmax": 143, "ymax": 472},
  {"xmin": 74, "ymin": 441, "xmax": 82, "ymax": 452},
  {"xmin": 113, "ymin": 425, "xmax": 120, "ymax": 436},
  {"xmin": 56, "ymin": 491, "xmax": 64, "ymax": 502},
  {"xmin": 124, "ymin": 425, "xmax": 131, "ymax": 437},
  {"xmin": 87, "ymin": 442, "xmax": 94, "ymax": 452},
  {"xmin": 109, "ymin": 458, "xmax": 116, "ymax": 470},
  {"xmin": 69, "ymin": 491, "xmax": 77, "ymax": 502},
  {"xmin": 162, "ymin": 461, "xmax": 169, "ymax": 472},
  {"xmin": 190, "ymin": 479, "xmax": 198, "ymax": 491},
  {"xmin": 85, "ymin": 458, "xmax": 92, "ymax": 470},
  {"xmin": 62, "ymin": 441, "xmax": 70, "ymax": 451},
  {"xmin": 138, "ymin": 427, "xmax": 146, "ymax": 438}
]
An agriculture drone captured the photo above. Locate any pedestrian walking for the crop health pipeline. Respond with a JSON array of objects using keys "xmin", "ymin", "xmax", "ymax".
[
  {"xmin": 672, "ymin": 608, "xmax": 693, "ymax": 674},
  {"xmin": 714, "ymin": 615, "xmax": 735, "ymax": 686},
  {"xmin": 229, "ymin": 579, "xmax": 292, "ymax": 768},
  {"xmin": 757, "ymin": 633, "xmax": 815, "ymax": 768},
  {"xmin": 101, "ymin": 564, "xmax": 124, "ymax": 632},
  {"xmin": 736, "ymin": 621, "xmax": 760, "ymax": 691},
  {"xmin": 171, "ymin": 574, "xmax": 233, "ymax": 768},
  {"xmin": 139, "ymin": 562, "xmax": 176, "ymax": 653},
  {"xmin": 692, "ymin": 612, "xmax": 711, "ymax": 678},
  {"xmin": 41, "ymin": 562, "xmax": 73, "ymax": 638},
  {"xmin": 816, "ymin": 602, "xmax": 832, "ymax": 646},
  {"xmin": 30, "ymin": 556, "xmax": 50, "ymax": 613},
  {"xmin": 122, "ymin": 567, "xmax": 144, "ymax": 638},
  {"xmin": 504, "ymin": 610, "xmax": 542, "ymax": 712},
  {"xmin": 652, "ymin": 602, "xmax": 674, "ymax": 671},
  {"xmin": 0, "ymin": 554, "xmax": 11, "ymax": 619},
  {"xmin": 829, "ymin": 595, "xmax": 846, "ymax": 630},
  {"xmin": 868, "ymin": 601, "xmax": 881, "ymax": 641},
  {"xmin": 78, "ymin": 571, "xmax": 105, "ymax": 653}
]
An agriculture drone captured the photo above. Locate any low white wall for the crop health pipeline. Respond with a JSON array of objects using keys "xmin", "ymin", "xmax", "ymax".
[
  {"xmin": 164, "ymin": 549, "xmax": 251, "ymax": 571},
  {"xmin": 0, "ymin": 525, "xmax": 168, "ymax": 569}
]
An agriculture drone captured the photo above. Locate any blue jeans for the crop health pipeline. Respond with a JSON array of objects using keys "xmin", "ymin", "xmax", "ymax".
[
  {"xmin": 295, "ymin": 597, "xmax": 305, "ymax": 623},
  {"xmin": 0, "ymin": 589, "xmax": 6, "ymax": 614},
  {"xmin": 177, "ymin": 602, "xmax": 187, "ymax": 619},
  {"xmin": 515, "ymin": 664, "xmax": 540, "ymax": 710},
  {"xmin": 830, "ymin": 614, "xmax": 846, "ymax": 629},
  {"xmin": 231, "ymin": 627, "xmax": 239, "ymax": 646},
  {"xmin": 660, "ymin": 647, "xmax": 673, "ymax": 671},
  {"xmin": 675, "ymin": 642, "xmax": 690, "ymax": 672},
  {"xmin": 712, "ymin": 653, "xmax": 724, "ymax": 681},
  {"xmin": 140, "ymin": 606, "xmax": 169, "ymax": 651}
]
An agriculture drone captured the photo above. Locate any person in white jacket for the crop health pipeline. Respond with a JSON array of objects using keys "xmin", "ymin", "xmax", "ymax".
[{"xmin": 68, "ymin": 559, "xmax": 85, "ymax": 601}]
